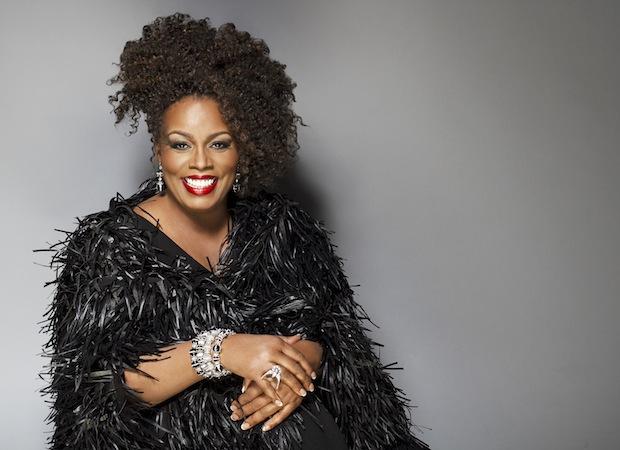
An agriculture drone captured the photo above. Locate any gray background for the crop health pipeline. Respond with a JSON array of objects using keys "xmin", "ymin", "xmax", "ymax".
[{"xmin": 1, "ymin": 1, "xmax": 619, "ymax": 449}]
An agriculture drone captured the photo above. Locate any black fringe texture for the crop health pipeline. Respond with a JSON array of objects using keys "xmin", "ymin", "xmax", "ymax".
[{"xmin": 36, "ymin": 177, "xmax": 430, "ymax": 449}]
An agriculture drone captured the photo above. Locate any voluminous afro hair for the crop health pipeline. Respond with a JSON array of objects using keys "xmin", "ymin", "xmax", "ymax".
[{"xmin": 107, "ymin": 12, "xmax": 305, "ymax": 198}]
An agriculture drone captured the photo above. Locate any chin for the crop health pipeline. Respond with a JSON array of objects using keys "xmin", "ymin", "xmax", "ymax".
[{"xmin": 182, "ymin": 191, "xmax": 229, "ymax": 208}]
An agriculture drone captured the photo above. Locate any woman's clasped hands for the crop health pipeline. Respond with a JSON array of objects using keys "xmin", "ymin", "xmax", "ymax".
[{"xmin": 219, "ymin": 333, "xmax": 317, "ymax": 432}]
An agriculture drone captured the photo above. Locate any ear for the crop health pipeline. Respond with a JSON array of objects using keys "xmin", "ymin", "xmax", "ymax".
[{"xmin": 153, "ymin": 142, "xmax": 162, "ymax": 162}]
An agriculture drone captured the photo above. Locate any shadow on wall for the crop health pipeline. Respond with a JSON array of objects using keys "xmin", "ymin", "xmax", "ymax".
[{"xmin": 273, "ymin": 162, "xmax": 328, "ymax": 223}]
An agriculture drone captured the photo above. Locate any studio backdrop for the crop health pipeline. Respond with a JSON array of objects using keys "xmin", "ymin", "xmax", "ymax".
[{"xmin": 1, "ymin": 1, "xmax": 619, "ymax": 449}]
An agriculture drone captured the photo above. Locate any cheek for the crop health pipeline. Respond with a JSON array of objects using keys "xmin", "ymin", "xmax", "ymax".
[
  {"xmin": 160, "ymin": 153, "xmax": 186, "ymax": 175},
  {"xmin": 221, "ymin": 151, "xmax": 240, "ymax": 173}
]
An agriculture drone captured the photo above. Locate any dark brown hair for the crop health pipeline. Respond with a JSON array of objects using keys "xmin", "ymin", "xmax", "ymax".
[{"xmin": 107, "ymin": 12, "xmax": 305, "ymax": 197}]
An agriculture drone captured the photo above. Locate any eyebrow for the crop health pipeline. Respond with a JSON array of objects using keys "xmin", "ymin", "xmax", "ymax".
[{"xmin": 167, "ymin": 130, "xmax": 232, "ymax": 141}]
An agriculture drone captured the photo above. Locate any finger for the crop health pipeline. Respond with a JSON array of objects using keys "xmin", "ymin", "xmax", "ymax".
[
  {"xmin": 231, "ymin": 399, "xmax": 243, "ymax": 414},
  {"xmin": 256, "ymin": 377, "xmax": 283, "ymax": 407},
  {"xmin": 242, "ymin": 377, "xmax": 252, "ymax": 394},
  {"xmin": 237, "ymin": 382, "xmax": 263, "ymax": 406},
  {"xmin": 231, "ymin": 394, "xmax": 273, "ymax": 421},
  {"xmin": 240, "ymin": 401, "xmax": 283, "ymax": 431},
  {"xmin": 278, "ymin": 368, "xmax": 309, "ymax": 398},
  {"xmin": 266, "ymin": 382, "xmax": 299, "ymax": 405},
  {"xmin": 234, "ymin": 385, "xmax": 296, "ymax": 422},
  {"xmin": 240, "ymin": 394, "xmax": 273, "ymax": 417},
  {"xmin": 278, "ymin": 334, "xmax": 302, "ymax": 344},
  {"xmin": 262, "ymin": 400, "xmax": 300, "ymax": 432},
  {"xmin": 280, "ymin": 343, "xmax": 315, "ymax": 382},
  {"xmin": 272, "ymin": 353, "xmax": 313, "ymax": 395}
]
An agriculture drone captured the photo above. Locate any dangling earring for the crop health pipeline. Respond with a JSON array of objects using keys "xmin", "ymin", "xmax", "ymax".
[
  {"xmin": 232, "ymin": 168, "xmax": 241, "ymax": 194},
  {"xmin": 156, "ymin": 161, "xmax": 165, "ymax": 193}
]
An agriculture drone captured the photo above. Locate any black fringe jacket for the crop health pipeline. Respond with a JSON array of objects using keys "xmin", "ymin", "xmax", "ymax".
[{"xmin": 38, "ymin": 177, "xmax": 430, "ymax": 450}]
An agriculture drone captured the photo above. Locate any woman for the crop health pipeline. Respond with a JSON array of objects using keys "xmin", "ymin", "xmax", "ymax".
[{"xmin": 39, "ymin": 13, "xmax": 430, "ymax": 450}]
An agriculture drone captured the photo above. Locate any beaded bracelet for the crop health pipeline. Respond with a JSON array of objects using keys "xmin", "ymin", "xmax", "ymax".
[{"xmin": 189, "ymin": 328, "xmax": 237, "ymax": 378}]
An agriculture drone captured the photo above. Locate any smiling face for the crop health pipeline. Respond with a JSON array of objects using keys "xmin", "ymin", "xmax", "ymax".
[{"xmin": 155, "ymin": 95, "xmax": 240, "ymax": 217}]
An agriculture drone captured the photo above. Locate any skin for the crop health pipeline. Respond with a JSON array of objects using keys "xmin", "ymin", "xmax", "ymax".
[
  {"xmin": 126, "ymin": 95, "xmax": 323, "ymax": 432},
  {"xmin": 230, "ymin": 336, "xmax": 323, "ymax": 432}
]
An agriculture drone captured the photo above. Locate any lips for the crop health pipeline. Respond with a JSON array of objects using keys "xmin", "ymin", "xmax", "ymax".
[{"xmin": 182, "ymin": 176, "xmax": 218, "ymax": 195}]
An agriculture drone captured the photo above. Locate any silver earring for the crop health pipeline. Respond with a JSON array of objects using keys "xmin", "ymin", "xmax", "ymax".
[
  {"xmin": 232, "ymin": 169, "xmax": 241, "ymax": 194},
  {"xmin": 156, "ymin": 161, "xmax": 164, "ymax": 193}
]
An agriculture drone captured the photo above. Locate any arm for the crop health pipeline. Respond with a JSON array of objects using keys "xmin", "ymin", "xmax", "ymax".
[
  {"xmin": 122, "ymin": 340, "xmax": 201, "ymax": 406},
  {"xmin": 40, "ymin": 223, "xmax": 174, "ymax": 449},
  {"xmin": 307, "ymin": 224, "xmax": 431, "ymax": 450},
  {"xmin": 263, "ymin": 198, "xmax": 431, "ymax": 449},
  {"xmin": 124, "ymin": 335, "xmax": 319, "ymax": 407}
]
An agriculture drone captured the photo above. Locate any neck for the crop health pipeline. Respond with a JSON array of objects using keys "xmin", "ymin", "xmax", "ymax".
[{"xmin": 161, "ymin": 192, "xmax": 232, "ymax": 236}]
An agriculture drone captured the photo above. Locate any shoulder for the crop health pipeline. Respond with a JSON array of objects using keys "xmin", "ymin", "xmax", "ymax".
[
  {"xmin": 238, "ymin": 191, "xmax": 351, "ymax": 293},
  {"xmin": 235, "ymin": 190, "xmax": 339, "ymax": 264},
  {"xmin": 237, "ymin": 190, "xmax": 332, "ymax": 239},
  {"xmin": 46, "ymin": 193, "xmax": 148, "ymax": 274},
  {"xmin": 240, "ymin": 190, "xmax": 321, "ymax": 225}
]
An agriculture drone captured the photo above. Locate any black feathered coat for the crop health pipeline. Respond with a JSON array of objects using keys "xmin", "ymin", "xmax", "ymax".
[{"xmin": 38, "ymin": 178, "xmax": 430, "ymax": 450}]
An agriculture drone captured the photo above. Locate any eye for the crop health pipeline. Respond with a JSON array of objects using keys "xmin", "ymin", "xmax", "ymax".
[
  {"xmin": 211, "ymin": 140, "xmax": 232, "ymax": 151},
  {"xmin": 171, "ymin": 142, "xmax": 190, "ymax": 150}
]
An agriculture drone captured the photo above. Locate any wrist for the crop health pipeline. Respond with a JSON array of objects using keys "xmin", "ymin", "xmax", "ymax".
[
  {"xmin": 219, "ymin": 332, "xmax": 239, "ymax": 373},
  {"xmin": 189, "ymin": 328, "xmax": 236, "ymax": 379}
]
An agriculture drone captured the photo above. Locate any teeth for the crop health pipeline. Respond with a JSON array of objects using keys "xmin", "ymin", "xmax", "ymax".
[{"xmin": 185, "ymin": 177, "xmax": 216, "ymax": 188}]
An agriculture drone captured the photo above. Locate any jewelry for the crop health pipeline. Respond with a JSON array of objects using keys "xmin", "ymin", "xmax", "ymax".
[
  {"xmin": 261, "ymin": 364, "xmax": 283, "ymax": 390},
  {"xmin": 232, "ymin": 168, "xmax": 241, "ymax": 194},
  {"xmin": 189, "ymin": 328, "xmax": 237, "ymax": 378},
  {"xmin": 156, "ymin": 161, "xmax": 164, "ymax": 193}
]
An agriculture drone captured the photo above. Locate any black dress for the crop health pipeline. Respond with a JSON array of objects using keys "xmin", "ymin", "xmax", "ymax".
[{"xmin": 133, "ymin": 213, "xmax": 349, "ymax": 450}]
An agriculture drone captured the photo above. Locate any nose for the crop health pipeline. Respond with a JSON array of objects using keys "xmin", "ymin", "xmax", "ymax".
[{"xmin": 189, "ymin": 144, "xmax": 213, "ymax": 170}]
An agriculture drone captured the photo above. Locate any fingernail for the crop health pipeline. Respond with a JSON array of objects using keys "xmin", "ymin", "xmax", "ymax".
[
  {"xmin": 241, "ymin": 384, "xmax": 246, "ymax": 393},
  {"xmin": 299, "ymin": 388, "xmax": 307, "ymax": 397},
  {"xmin": 262, "ymin": 424, "xmax": 270, "ymax": 432},
  {"xmin": 274, "ymin": 399, "xmax": 283, "ymax": 407},
  {"xmin": 231, "ymin": 413, "xmax": 239, "ymax": 421},
  {"xmin": 241, "ymin": 422, "xmax": 250, "ymax": 430},
  {"xmin": 308, "ymin": 383, "xmax": 314, "ymax": 392},
  {"xmin": 230, "ymin": 404, "xmax": 238, "ymax": 411},
  {"xmin": 311, "ymin": 372, "xmax": 317, "ymax": 380}
]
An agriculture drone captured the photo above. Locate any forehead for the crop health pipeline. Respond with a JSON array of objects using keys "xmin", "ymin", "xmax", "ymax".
[{"xmin": 161, "ymin": 95, "xmax": 229, "ymax": 131}]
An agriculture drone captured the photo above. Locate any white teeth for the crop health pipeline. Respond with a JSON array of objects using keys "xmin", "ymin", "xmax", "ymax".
[{"xmin": 185, "ymin": 177, "xmax": 216, "ymax": 188}]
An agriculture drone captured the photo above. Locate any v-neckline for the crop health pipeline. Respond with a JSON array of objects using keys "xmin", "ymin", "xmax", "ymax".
[{"xmin": 131, "ymin": 209, "xmax": 233, "ymax": 275}]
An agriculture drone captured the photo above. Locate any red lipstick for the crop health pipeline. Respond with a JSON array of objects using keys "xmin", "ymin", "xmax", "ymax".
[{"xmin": 182, "ymin": 175, "xmax": 218, "ymax": 196}]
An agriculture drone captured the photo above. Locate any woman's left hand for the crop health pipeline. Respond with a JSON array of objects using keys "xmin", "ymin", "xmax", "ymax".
[
  {"xmin": 230, "ymin": 335, "xmax": 316, "ymax": 432},
  {"xmin": 230, "ymin": 377, "xmax": 304, "ymax": 432}
]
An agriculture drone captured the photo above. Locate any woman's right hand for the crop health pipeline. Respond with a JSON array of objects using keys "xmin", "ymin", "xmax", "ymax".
[{"xmin": 220, "ymin": 333, "xmax": 315, "ymax": 405}]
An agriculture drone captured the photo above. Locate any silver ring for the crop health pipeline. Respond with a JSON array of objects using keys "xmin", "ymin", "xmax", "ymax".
[{"xmin": 261, "ymin": 364, "xmax": 282, "ymax": 390}]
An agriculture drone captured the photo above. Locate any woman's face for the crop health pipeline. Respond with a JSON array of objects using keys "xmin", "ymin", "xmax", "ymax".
[{"xmin": 156, "ymin": 95, "xmax": 240, "ymax": 216}]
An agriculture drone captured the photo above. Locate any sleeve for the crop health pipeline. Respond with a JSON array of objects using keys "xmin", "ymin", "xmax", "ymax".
[
  {"xmin": 39, "ymin": 217, "xmax": 174, "ymax": 449},
  {"xmin": 282, "ymin": 203, "xmax": 431, "ymax": 450}
]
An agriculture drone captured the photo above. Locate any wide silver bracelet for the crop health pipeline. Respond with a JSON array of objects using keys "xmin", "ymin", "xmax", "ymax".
[{"xmin": 189, "ymin": 328, "xmax": 236, "ymax": 378}]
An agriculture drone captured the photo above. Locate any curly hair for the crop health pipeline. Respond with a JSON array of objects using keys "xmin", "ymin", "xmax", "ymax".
[{"xmin": 107, "ymin": 12, "xmax": 305, "ymax": 197}]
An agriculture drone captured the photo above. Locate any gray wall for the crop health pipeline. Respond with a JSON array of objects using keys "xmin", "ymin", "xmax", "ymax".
[{"xmin": 2, "ymin": 1, "xmax": 619, "ymax": 449}]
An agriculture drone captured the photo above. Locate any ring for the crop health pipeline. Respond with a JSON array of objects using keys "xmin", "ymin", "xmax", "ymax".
[{"xmin": 260, "ymin": 364, "xmax": 282, "ymax": 390}]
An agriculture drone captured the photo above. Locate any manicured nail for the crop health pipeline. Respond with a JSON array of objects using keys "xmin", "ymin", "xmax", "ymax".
[
  {"xmin": 230, "ymin": 404, "xmax": 238, "ymax": 411},
  {"xmin": 241, "ymin": 422, "xmax": 250, "ymax": 430},
  {"xmin": 274, "ymin": 399, "xmax": 283, "ymax": 407},
  {"xmin": 311, "ymin": 372, "xmax": 317, "ymax": 380},
  {"xmin": 231, "ymin": 413, "xmax": 239, "ymax": 421},
  {"xmin": 262, "ymin": 424, "xmax": 270, "ymax": 432},
  {"xmin": 308, "ymin": 383, "xmax": 314, "ymax": 392},
  {"xmin": 299, "ymin": 388, "xmax": 307, "ymax": 397}
]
